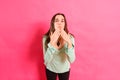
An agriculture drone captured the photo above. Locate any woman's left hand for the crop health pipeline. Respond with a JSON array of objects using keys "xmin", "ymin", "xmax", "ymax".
[{"xmin": 60, "ymin": 30, "xmax": 71, "ymax": 44}]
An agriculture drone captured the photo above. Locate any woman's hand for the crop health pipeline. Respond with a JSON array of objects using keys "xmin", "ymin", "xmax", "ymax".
[
  {"xmin": 60, "ymin": 30, "xmax": 72, "ymax": 48},
  {"xmin": 50, "ymin": 30, "xmax": 60, "ymax": 47}
]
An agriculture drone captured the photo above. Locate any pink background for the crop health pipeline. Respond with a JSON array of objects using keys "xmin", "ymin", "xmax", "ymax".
[{"xmin": 0, "ymin": 0, "xmax": 120, "ymax": 80}]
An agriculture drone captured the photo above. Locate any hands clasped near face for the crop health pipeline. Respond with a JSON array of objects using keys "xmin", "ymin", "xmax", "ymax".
[{"xmin": 50, "ymin": 30, "xmax": 71, "ymax": 47}]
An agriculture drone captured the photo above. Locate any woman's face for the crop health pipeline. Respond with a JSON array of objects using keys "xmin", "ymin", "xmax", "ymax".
[{"xmin": 54, "ymin": 15, "xmax": 65, "ymax": 31}]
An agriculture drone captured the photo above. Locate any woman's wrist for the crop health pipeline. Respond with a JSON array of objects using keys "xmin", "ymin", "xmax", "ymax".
[
  {"xmin": 50, "ymin": 41, "xmax": 58, "ymax": 49},
  {"xmin": 67, "ymin": 41, "xmax": 72, "ymax": 48}
]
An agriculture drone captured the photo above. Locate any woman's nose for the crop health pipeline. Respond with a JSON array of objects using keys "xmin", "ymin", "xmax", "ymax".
[{"xmin": 58, "ymin": 21, "xmax": 61, "ymax": 25}]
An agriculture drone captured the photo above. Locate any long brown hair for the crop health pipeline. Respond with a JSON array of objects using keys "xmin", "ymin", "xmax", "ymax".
[{"xmin": 44, "ymin": 13, "xmax": 69, "ymax": 47}]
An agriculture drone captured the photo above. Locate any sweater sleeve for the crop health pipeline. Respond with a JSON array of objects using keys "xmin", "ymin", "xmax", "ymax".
[
  {"xmin": 65, "ymin": 36, "xmax": 76, "ymax": 63},
  {"xmin": 42, "ymin": 36, "xmax": 58, "ymax": 65}
]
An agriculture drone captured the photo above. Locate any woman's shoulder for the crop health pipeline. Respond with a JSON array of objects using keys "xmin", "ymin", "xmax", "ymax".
[
  {"xmin": 43, "ymin": 34, "xmax": 48, "ymax": 38},
  {"xmin": 69, "ymin": 33, "xmax": 75, "ymax": 39},
  {"xmin": 42, "ymin": 35, "xmax": 48, "ymax": 41}
]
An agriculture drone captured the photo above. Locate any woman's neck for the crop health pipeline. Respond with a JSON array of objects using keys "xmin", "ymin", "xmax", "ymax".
[{"xmin": 58, "ymin": 36, "xmax": 63, "ymax": 43}]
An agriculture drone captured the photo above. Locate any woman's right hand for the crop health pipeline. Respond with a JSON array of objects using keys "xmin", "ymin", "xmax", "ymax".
[{"xmin": 50, "ymin": 30, "xmax": 60, "ymax": 46}]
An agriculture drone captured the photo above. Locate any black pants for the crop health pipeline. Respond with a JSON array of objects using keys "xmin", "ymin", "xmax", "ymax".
[{"xmin": 46, "ymin": 68, "xmax": 70, "ymax": 80}]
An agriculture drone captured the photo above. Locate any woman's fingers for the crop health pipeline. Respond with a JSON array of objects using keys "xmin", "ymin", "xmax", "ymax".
[
  {"xmin": 50, "ymin": 31, "xmax": 60, "ymax": 43},
  {"xmin": 60, "ymin": 30, "xmax": 71, "ymax": 42}
]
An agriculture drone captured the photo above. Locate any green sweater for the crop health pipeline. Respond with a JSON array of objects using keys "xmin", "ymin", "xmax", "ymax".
[{"xmin": 42, "ymin": 35, "xmax": 75, "ymax": 73}]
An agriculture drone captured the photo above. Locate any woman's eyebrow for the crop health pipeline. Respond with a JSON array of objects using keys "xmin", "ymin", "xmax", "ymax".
[
  {"xmin": 55, "ymin": 18, "xmax": 58, "ymax": 20},
  {"xmin": 55, "ymin": 18, "xmax": 64, "ymax": 21}
]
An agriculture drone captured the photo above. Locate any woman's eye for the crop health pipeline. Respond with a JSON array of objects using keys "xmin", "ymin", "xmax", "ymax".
[
  {"xmin": 55, "ymin": 19, "xmax": 64, "ymax": 23},
  {"xmin": 55, "ymin": 19, "xmax": 59, "ymax": 22}
]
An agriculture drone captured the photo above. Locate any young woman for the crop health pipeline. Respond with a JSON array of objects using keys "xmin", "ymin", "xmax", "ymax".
[{"xmin": 42, "ymin": 13, "xmax": 75, "ymax": 80}]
